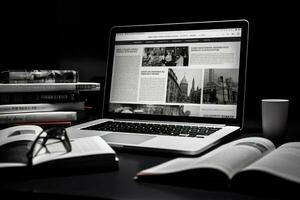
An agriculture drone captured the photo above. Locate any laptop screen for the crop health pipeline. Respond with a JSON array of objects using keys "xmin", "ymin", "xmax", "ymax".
[{"xmin": 106, "ymin": 21, "xmax": 248, "ymax": 122}]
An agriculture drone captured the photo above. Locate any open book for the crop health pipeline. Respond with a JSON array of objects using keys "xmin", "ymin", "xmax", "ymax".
[
  {"xmin": 135, "ymin": 137, "xmax": 300, "ymax": 192},
  {"xmin": 0, "ymin": 125, "xmax": 118, "ymax": 176}
]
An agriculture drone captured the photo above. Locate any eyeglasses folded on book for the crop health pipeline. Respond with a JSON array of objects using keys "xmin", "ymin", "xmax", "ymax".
[{"xmin": 27, "ymin": 127, "xmax": 72, "ymax": 166}]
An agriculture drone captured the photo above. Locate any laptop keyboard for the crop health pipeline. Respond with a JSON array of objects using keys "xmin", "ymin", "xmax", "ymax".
[{"xmin": 83, "ymin": 121, "xmax": 221, "ymax": 137}]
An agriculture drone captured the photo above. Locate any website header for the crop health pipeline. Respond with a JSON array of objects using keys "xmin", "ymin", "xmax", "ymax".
[{"xmin": 116, "ymin": 28, "xmax": 242, "ymax": 41}]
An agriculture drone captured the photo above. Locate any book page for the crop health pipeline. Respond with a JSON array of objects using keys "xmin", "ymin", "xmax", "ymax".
[
  {"xmin": 0, "ymin": 125, "xmax": 42, "ymax": 146},
  {"xmin": 240, "ymin": 142, "xmax": 300, "ymax": 184},
  {"xmin": 32, "ymin": 136, "xmax": 115, "ymax": 165},
  {"xmin": 0, "ymin": 126, "xmax": 42, "ymax": 166},
  {"xmin": 136, "ymin": 137, "xmax": 275, "ymax": 179},
  {"xmin": 0, "ymin": 163, "xmax": 27, "ymax": 168},
  {"xmin": 191, "ymin": 137, "xmax": 275, "ymax": 178}
]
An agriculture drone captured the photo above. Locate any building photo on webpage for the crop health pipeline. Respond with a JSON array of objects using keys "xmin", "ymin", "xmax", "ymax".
[
  {"xmin": 203, "ymin": 69, "xmax": 239, "ymax": 105},
  {"xmin": 166, "ymin": 68, "xmax": 202, "ymax": 104}
]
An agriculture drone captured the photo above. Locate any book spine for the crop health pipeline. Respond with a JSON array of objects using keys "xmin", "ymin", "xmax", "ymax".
[
  {"xmin": 0, "ymin": 82, "xmax": 100, "ymax": 92},
  {"xmin": 0, "ymin": 111, "xmax": 77, "ymax": 124},
  {"xmin": 75, "ymin": 82, "xmax": 101, "ymax": 91},
  {"xmin": 16, "ymin": 121, "xmax": 73, "ymax": 128},
  {"xmin": 0, "ymin": 102, "xmax": 85, "ymax": 114},
  {"xmin": 0, "ymin": 92, "xmax": 80, "ymax": 104},
  {"xmin": 1, "ymin": 70, "xmax": 79, "ymax": 83}
]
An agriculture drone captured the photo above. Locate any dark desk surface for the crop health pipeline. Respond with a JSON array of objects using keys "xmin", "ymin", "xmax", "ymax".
[{"xmin": 2, "ymin": 119, "xmax": 300, "ymax": 200}]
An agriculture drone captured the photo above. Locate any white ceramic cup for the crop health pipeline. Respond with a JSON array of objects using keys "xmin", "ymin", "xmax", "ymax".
[{"xmin": 261, "ymin": 99, "xmax": 289, "ymax": 143}]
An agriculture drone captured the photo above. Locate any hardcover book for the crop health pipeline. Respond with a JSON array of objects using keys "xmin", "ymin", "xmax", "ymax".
[
  {"xmin": 0, "ymin": 70, "xmax": 79, "ymax": 83},
  {"xmin": 0, "ymin": 102, "xmax": 85, "ymax": 114},
  {"xmin": 0, "ymin": 92, "xmax": 80, "ymax": 104},
  {"xmin": 0, "ymin": 125, "xmax": 118, "ymax": 176},
  {"xmin": 0, "ymin": 111, "xmax": 77, "ymax": 124},
  {"xmin": 0, "ymin": 82, "xmax": 100, "ymax": 92},
  {"xmin": 15, "ymin": 121, "xmax": 73, "ymax": 129},
  {"xmin": 135, "ymin": 137, "xmax": 300, "ymax": 192}
]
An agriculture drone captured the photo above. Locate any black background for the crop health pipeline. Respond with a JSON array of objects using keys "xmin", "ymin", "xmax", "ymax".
[{"xmin": 0, "ymin": 1, "xmax": 299, "ymax": 125}]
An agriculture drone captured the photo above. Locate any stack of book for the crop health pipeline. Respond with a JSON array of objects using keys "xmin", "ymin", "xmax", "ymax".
[{"xmin": 0, "ymin": 70, "xmax": 100, "ymax": 128}]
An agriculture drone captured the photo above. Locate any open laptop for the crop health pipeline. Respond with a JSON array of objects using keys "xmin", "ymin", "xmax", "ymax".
[{"xmin": 67, "ymin": 20, "xmax": 249, "ymax": 155}]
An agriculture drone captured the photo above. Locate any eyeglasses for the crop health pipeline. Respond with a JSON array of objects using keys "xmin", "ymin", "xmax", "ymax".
[{"xmin": 27, "ymin": 127, "xmax": 72, "ymax": 166}]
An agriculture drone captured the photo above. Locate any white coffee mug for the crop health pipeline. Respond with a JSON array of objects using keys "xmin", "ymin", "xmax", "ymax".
[{"xmin": 261, "ymin": 99, "xmax": 289, "ymax": 143}]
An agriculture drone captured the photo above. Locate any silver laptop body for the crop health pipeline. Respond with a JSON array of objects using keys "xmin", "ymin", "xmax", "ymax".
[{"xmin": 67, "ymin": 20, "xmax": 249, "ymax": 155}]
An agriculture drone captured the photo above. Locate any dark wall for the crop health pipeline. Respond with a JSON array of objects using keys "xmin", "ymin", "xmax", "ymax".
[
  {"xmin": 1, "ymin": 1, "xmax": 299, "ymax": 122},
  {"xmin": 0, "ymin": 2, "xmax": 58, "ymax": 67}
]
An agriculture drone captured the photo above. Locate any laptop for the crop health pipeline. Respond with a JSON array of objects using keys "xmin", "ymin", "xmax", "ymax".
[{"xmin": 67, "ymin": 20, "xmax": 249, "ymax": 155}]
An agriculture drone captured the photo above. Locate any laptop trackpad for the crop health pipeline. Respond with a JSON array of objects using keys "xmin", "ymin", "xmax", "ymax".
[{"xmin": 102, "ymin": 133, "xmax": 155, "ymax": 145}]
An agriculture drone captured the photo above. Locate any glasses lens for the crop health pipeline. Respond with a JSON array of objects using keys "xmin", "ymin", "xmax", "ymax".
[
  {"xmin": 32, "ymin": 137, "xmax": 46, "ymax": 157},
  {"xmin": 44, "ymin": 139, "xmax": 68, "ymax": 153}
]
